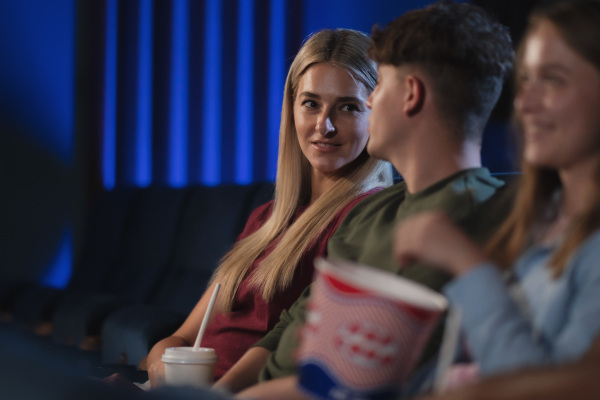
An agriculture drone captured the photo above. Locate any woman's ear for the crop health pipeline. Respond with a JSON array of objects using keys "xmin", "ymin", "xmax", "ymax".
[{"xmin": 403, "ymin": 75, "xmax": 425, "ymax": 116}]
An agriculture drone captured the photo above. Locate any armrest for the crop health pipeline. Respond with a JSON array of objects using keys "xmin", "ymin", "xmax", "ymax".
[
  {"xmin": 52, "ymin": 291, "xmax": 131, "ymax": 348},
  {"xmin": 101, "ymin": 304, "xmax": 186, "ymax": 366},
  {"xmin": 0, "ymin": 278, "xmax": 37, "ymax": 319},
  {"xmin": 11, "ymin": 285, "xmax": 63, "ymax": 334}
]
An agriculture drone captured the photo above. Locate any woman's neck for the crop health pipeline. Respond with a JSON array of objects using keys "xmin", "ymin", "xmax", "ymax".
[
  {"xmin": 309, "ymin": 170, "xmax": 338, "ymax": 205},
  {"xmin": 558, "ymin": 157, "xmax": 599, "ymax": 218},
  {"xmin": 538, "ymin": 159, "xmax": 600, "ymax": 245}
]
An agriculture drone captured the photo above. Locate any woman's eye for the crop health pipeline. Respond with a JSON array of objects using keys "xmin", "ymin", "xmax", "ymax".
[
  {"xmin": 518, "ymin": 73, "xmax": 529, "ymax": 84},
  {"xmin": 302, "ymin": 100, "xmax": 318, "ymax": 108},
  {"xmin": 341, "ymin": 104, "xmax": 358, "ymax": 112},
  {"xmin": 544, "ymin": 75, "xmax": 563, "ymax": 86}
]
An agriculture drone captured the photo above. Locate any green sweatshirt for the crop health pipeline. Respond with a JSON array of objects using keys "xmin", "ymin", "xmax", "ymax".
[{"xmin": 255, "ymin": 168, "xmax": 510, "ymax": 381}]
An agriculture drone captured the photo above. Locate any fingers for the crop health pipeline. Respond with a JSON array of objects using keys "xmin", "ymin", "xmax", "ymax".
[
  {"xmin": 138, "ymin": 355, "xmax": 148, "ymax": 371},
  {"xmin": 148, "ymin": 361, "xmax": 166, "ymax": 389},
  {"xmin": 102, "ymin": 373, "xmax": 144, "ymax": 393}
]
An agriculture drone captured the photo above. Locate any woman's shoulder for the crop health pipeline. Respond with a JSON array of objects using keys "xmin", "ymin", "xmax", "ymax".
[
  {"xmin": 238, "ymin": 200, "xmax": 275, "ymax": 239},
  {"xmin": 250, "ymin": 200, "xmax": 275, "ymax": 219},
  {"xmin": 247, "ymin": 200, "xmax": 276, "ymax": 224},
  {"xmin": 570, "ymin": 228, "xmax": 600, "ymax": 266}
]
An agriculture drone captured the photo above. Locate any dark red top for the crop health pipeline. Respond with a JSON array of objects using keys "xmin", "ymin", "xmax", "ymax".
[{"xmin": 202, "ymin": 189, "xmax": 382, "ymax": 379}]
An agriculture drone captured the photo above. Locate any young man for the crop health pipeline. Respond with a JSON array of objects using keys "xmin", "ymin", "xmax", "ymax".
[{"xmin": 215, "ymin": 2, "xmax": 514, "ymax": 398}]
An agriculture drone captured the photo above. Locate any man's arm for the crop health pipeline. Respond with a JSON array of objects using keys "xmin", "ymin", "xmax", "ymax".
[
  {"xmin": 417, "ymin": 334, "xmax": 600, "ymax": 400},
  {"xmin": 417, "ymin": 361, "xmax": 600, "ymax": 400},
  {"xmin": 235, "ymin": 376, "xmax": 310, "ymax": 400}
]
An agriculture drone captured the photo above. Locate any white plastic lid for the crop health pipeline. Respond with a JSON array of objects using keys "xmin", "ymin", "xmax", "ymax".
[{"xmin": 162, "ymin": 347, "xmax": 218, "ymax": 364}]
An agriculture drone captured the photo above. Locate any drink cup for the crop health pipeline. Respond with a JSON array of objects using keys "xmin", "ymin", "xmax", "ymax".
[
  {"xmin": 161, "ymin": 347, "xmax": 217, "ymax": 388},
  {"xmin": 297, "ymin": 258, "xmax": 448, "ymax": 400}
]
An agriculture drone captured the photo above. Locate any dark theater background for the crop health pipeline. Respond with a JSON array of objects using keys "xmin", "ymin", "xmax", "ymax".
[{"xmin": 0, "ymin": 0, "xmax": 534, "ymax": 295}]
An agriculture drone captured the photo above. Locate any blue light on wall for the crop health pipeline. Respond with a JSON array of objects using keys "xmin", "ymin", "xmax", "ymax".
[
  {"xmin": 202, "ymin": 0, "xmax": 222, "ymax": 185},
  {"xmin": 0, "ymin": 0, "xmax": 75, "ymax": 163},
  {"xmin": 168, "ymin": 0, "xmax": 189, "ymax": 187},
  {"xmin": 235, "ymin": 0, "xmax": 255, "ymax": 184},
  {"xmin": 135, "ymin": 0, "xmax": 154, "ymax": 187},
  {"xmin": 302, "ymin": 0, "xmax": 470, "ymax": 36},
  {"xmin": 41, "ymin": 228, "xmax": 73, "ymax": 289},
  {"xmin": 102, "ymin": 0, "xmax": 118, "ymax": 189},
  {"xmin": 267, "ymin": 0, "xmax": 286, "ymax": 181},
  {"xmin": 0, "ymin": 0, "xmax": 76, "ymax": 287}
]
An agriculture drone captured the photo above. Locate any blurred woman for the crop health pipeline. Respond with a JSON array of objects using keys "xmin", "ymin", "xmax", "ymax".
[
  {"xmin": 394, "ymin": 0, "xmax": 600, "ymax": 384},
  {"xmin": 145, "ymin": 28, "xmax": 392, "ymax": 386}
]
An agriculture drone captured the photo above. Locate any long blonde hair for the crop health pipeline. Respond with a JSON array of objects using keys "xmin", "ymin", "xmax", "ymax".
[
  {"xmin": 486, "ymin": 0, "xmax": 600, "ymax": 277},
  {"xmin": 211, "ymin": 29, "xmax": 392, "ymax": 312}
]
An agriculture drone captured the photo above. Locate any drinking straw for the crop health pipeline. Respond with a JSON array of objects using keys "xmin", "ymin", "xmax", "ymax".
[{"xmin": 193, "ymin": 282, "xmax": 221, "ymax": 351}]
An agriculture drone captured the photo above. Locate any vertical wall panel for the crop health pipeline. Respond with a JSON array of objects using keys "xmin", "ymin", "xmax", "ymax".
[
  {"xmin": 41, "ymin": 228, "xmax": 72, "ymax": 288},
  {"xmin": 220, "ymin": 1, "xmax": 239, "ymax": 183},
  {"xmin": 201, "ymin": 0, "xmax": 222, "ymax": 185},
  {"xmin": 266, "ymin": 0, "xmax": 285, "ymax": 181},
  {"xmin": 168, "ymin": 0, "xmax": 189, "ymax": 186},
  {"xmin": 150, "ymin": 0, "xmax": 172, "ymax": 185},
  {"xmin": 115, "ymin": 0, "xmax": 142, "ymax": 186},
  {"xmin": 102, "ymin": 0, "xmax": 118, "ymax": 189},
  {"xmin": 251, "ymin": 0, "xmax": 271, "ymax": 180},
  {"xmin": 235, "ymin": 0, "xmax": 254, "ymax": 184},
  {"xmin": 187, "ymin": 0, "xmax": 205, "ymax": 184},
  {"xmin": 136, "ymin": 0, "xmax": 154, "ymax": 186}
]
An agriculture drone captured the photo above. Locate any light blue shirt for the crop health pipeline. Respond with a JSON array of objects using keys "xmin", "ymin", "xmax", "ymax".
[{"xmin": 445, "ymin": 229, "xmax": 600, "ymax": 375}]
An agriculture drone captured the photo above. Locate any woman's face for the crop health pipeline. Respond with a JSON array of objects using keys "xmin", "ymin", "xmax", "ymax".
[
  {"xmin": 293, "ymin": 62, "xmax": 370, "ymax": 178},
  {"xmin": 514, "ymin": 20, "xmax": 600, "ymax": 171}
]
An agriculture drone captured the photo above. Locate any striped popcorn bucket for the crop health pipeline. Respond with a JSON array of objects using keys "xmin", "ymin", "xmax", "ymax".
[{"xmin": 297, "ymin": 258, "xmax": 448, "ymax": 400}]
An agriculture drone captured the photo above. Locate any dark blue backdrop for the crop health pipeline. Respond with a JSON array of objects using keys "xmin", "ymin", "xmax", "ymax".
[{"xmin": 0, "ymin": 0, "xmax": 520, "ymax": 288}]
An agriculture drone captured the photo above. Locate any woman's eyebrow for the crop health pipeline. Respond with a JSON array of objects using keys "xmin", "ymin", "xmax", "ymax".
[
  {"xmin": 336, "ymin": 96, "xmax": 363, "ymax": 103},
  {"xmin": 297, "ymin": 91, "xmax": 320, "ymax": 99},
  {"xmin": 297, "ymin": 91, "xmax": 364, "ymax": 104},
  {"xmin": 539, "ymin": 63, "xmax": 573, "ymax": 75}
]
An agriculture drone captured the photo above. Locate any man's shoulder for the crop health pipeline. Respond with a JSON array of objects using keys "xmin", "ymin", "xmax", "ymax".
[
  {"xmin": 341, "ymin": 182, "xmax": 407, "ymax": 223},
  {"xmin": 447, "ymin": 168, "xmax": 504, "ymax": 197},
  {"xmin": 425, "ymin": 168, "xmax": 505, "ymax": 212},
  {"xmin": 451, "ymin": 171, "xmax": 518, "ymax": 244}
]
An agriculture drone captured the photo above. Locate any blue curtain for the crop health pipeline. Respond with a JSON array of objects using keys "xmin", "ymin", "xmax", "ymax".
[
  {"xmin": 93, "ymin": 0, "xmax": 305, "ymax": 188},
  {"xmin": 86, "ymin": 0, "xmax": 517, "ymax": 191}
]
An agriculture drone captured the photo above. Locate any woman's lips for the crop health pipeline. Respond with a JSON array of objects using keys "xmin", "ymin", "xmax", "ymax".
[{"xmin": 312, "ymin": 141, "xmax": 341, "ymax": 152}]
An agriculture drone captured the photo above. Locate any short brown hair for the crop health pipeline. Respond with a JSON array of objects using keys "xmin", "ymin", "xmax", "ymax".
[{"xmin": 369, "ymin": 1, "xmax": 513, "ymax": 142}]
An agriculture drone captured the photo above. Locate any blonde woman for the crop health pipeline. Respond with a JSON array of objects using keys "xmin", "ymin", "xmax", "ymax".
[
  {"xmin": 394, "ymin": 0, "xmax": 600, "ymax": 387},
  {"xmin": 145, "ymin": 29, "xmax": 392, "ymax": 386}
]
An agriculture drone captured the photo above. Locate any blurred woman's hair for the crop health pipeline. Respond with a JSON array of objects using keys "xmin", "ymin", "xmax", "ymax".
[{"xmin": 486, "ymin": 0, "xmax": 600, "ymax": 277}]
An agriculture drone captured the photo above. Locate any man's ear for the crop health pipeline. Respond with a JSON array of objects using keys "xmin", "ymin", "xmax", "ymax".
[{"xmin": 403, "ymin": 75, "xmax": 425, "ymax": 116}]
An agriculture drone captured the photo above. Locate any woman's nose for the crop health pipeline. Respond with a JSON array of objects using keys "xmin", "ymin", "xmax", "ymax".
[
  {"xmin": 514, "ymin": 82, "xmax": 539, "ymax": 115},
  {"xmin": 317, "ymin": 113, "xmax": 336, "ymax": 137}
]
